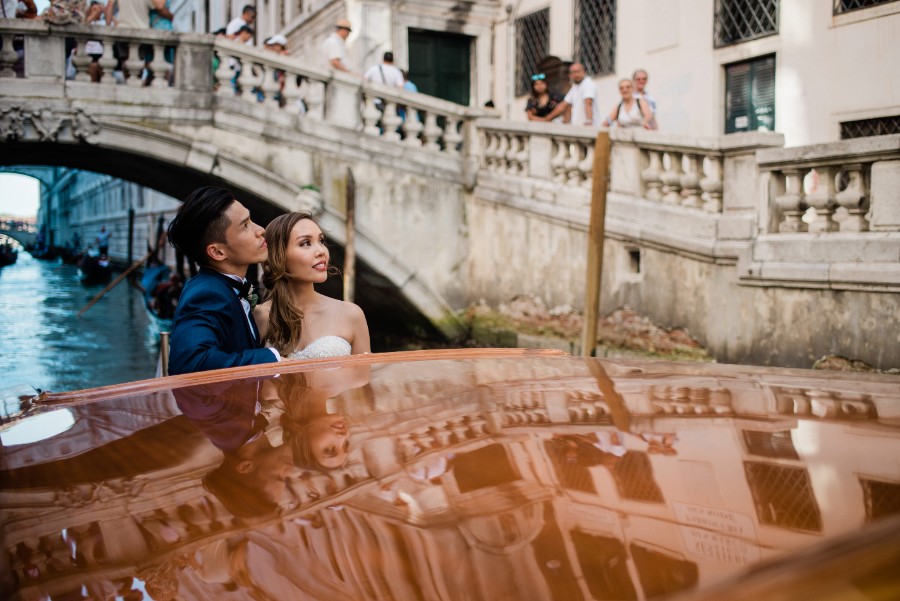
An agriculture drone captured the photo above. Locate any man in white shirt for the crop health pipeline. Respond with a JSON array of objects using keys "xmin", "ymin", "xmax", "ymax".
[
  {"xmin": 226, "ymin": 4, "xmax": 256, "ymax": 43},
  {"xmin": 323, "ymin": 19, "xmax": 353, "ymax": 73},
  {"xmin": 363, "ymin": 51, "xmax": 404, "ymax": 88},
  {"xmin": 542, "ymin": 62, "xmax": 598, "ymax": 127}
]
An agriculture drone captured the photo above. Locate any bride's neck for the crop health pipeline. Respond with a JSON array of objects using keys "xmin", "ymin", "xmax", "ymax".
[{"xmin": 288, "ymin": 280, "xmax": 320, "ymax": 310}]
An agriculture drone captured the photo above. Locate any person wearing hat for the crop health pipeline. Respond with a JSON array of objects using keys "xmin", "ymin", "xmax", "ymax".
[
  {"xmin": 262, "ymin": 35, "xmax": 290, "ymax": 106},
  {"xmin": 323, "ymin": 18, "xmax": 353, "ymax": 73},
  {"xmin": 264, "ymin": 34, "xmax": 289, "ymax": 54}
]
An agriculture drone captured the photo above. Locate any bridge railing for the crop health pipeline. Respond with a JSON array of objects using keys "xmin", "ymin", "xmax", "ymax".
[
  {"xmin": 756, "ymin": 134, "xmax": 900, "ymax": 234},
  {"xmin": 1, "ymin": 20, "xmax": 480, "ymax": 160}
]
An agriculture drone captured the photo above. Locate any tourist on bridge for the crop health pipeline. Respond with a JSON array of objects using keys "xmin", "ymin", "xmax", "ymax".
[
  {"xmin": 323, "ymin": 18, "xmax": 353, "ymax": 74},
  {"xmin": 166, "ymin": 186, "xmax": 280, "ymax": 375},
  {"xmin": 538, "ymin": 62, "xmax": 598, "ymax": 128},
  {"xmin": 363, "ymin": 51, "xmax": 404, "ymax": 88},
  {"xmin": 632, "ymin": 68, "xmax": 659, "ymax": 129},
  {"xmin": 524, "ymin": 73, "xmax": 563, "ymax": 121},
  {"xmin": 601, "ymin": 78, "xmax": 654, "ymax": 130},
  {"xmin": 226, "ymin": 4, "xmax": 256, "ymax": 42}
]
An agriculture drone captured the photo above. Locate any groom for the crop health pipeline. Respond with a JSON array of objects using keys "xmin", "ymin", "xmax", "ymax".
[{"xmin": 167, "ymin": 186, "xmax": 280, "ymax": 375}]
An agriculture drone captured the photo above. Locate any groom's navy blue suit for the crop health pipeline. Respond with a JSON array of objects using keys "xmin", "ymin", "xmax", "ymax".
[{"xmin": 168, "ymin": 267, "xmax": 277, "ymax": 375}]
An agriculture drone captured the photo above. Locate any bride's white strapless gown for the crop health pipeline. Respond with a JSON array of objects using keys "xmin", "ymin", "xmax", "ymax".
[{"xmin": 287, "ymin": 335, "xmax": 352, "ymax": 360}]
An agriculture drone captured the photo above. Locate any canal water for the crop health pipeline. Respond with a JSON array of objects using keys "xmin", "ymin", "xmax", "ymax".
[{"xmin": 0, "ymin": 253, "xmax": 160, "ymax": 394}]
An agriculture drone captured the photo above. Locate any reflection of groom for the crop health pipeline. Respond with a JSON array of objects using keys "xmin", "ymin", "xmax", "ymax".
[{"xmin": 167, "ymin": 186, "xmax": 280, "ymax": 375}]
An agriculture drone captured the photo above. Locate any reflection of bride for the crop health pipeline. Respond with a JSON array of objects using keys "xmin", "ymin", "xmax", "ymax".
[
  {"xmin": 273, "ymin": 366, "xmax": 372, "ymax": 470},
  {"xmin": 253, "ymin": 211, "xmax": 370, "ymax": 359}
]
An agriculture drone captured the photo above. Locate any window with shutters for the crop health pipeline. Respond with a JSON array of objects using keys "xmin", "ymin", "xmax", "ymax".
[
  {"xmin": 515, "ymin": 9, "xmax": 550, "ymax": 96},
  {"xmin": 575, "ymin": 0, "xmax": 616, "ymax": 76},
  {"xmin": 834, "ymin": 0, "xmax": 899, "ymax": 14},
  {"xmin": 840, "ymin": 115, "xmax": 900, "ymax": 139},
  {"xmin": 714, "ymin": 0, "xmax": 778, "ymax": 47},
  {"xmin": 725, "ymin": 54, "xmax": 775, "ymax": 134}
]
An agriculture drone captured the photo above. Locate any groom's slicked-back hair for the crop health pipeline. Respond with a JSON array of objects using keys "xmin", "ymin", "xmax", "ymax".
[{"xmin": 168, "ymin": 186, "xmax": 236, "ymax": 266}]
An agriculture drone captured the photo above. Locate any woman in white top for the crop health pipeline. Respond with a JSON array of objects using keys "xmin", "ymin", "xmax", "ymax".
[
  {"xmin": 253, "ymin": 212, "xmax": 370, "ymax": 360},
  {"xmin": 603, "ymin": 78, "xmax": 654, "ymax": 129}
]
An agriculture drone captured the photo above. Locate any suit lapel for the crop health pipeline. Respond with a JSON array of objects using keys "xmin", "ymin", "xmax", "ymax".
[{"xmin": 200, "ymin": 268, "xmax": 260, "ymax": 348}]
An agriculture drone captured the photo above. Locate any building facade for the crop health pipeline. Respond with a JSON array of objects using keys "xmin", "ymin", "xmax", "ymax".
[{"xmin": 254, "ymin": 0, "xmax": 900, "ymax": 147}]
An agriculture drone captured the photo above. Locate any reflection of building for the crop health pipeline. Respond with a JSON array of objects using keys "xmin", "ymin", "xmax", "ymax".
[
  {"xmin": 251, "ymin": 0, "xmax": 899, "ymax": 146},
  {"xmin": 2, "ymin": 356, "xmax": 900, "ymax": 599}
]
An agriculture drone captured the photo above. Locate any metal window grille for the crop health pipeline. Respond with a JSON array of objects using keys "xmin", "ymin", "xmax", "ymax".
[
  {"xmin": 861, "ymin": 478, "xmax": 900, "ymax": 522},
  {"xmin": 744, "ymin": 462, "xmax": 822, "ymax": 532},
  {"xmin": 714, "ymin": 0, "xmax": 779, "ymax": 48},
  {"xmin": 613, "ymin": 452, "xmax": 664, "ymax": 503},
  {"xmin": 742, "ymin": 430, "xmax": 800, "ymax": 459},
  {"xmin": 834, "ymin": 0, "xmax": 899, "ymax": 14},
  {"xmin": 544, "ymin": 439, "xmax": 597, "ymax": 493},
  {"xmin": 515, "ymin": 9, "xmax": 550, "ymax": 96},
  {"xmin": 575, "ymin": 0, "xmax": 616, "ymax": 76},
  {"xmin": 840, "ymin": 115, "xmax": 900, "ymax": 139}
]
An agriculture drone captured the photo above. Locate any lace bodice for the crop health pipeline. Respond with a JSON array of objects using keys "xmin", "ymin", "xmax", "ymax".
[{"xmin": 287, "ymin": 336, "xmax": 352, "ymax": 360}]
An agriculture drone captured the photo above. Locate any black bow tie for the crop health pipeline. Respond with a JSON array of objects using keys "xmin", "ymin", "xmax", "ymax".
[{"xmin": 234, "ymin": 279, "xmax": 252, "ymax": 301}]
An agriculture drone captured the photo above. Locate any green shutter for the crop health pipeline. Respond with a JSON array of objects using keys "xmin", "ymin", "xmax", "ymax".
[{"xmin": 725, "ymin": 54, "xmax": 775, "ymax": 134}]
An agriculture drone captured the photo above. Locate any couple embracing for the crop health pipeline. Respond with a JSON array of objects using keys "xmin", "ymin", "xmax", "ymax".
[{"xmin": 166, "ymin": 186, "xmax": 370, "ymax": 376}]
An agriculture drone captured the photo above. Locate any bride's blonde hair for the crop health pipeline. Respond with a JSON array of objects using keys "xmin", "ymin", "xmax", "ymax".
[{"xmin": 262, "ymin": 212, "xmax": 336, "ymax": 355}]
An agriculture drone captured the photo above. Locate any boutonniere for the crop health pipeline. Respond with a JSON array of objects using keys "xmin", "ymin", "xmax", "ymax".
[{"xmin": 247, "ymin": 285, "xmax": 258, "ymax": 310}]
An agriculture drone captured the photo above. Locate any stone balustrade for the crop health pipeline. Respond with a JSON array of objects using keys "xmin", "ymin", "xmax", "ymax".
[
  {"xmin": 757, "ymin": 135, "xmax": 900, "ymax": 233},
  {"xmin": 0, "ymin": 20, "xmax": 478, "ymax": 159}
]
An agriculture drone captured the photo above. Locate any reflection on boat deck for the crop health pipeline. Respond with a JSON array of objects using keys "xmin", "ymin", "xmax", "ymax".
[{"xmin": 1, "ymin": 349, "xmax": 899, "ymax": 600}]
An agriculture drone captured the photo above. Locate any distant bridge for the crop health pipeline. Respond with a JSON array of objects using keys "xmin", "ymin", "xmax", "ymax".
[
  {"xmin": 0, "ymin": 227, "xmax": 36, "ymax": 248},
  {"xmin": 1, "ymin": 20, "xmax": 898, "ymax": 368}
]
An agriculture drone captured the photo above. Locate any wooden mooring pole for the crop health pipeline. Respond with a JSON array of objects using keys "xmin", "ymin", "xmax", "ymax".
[
  {"xmin": 343, "ymin": 167, "xmax": 356, "ymax": 303},
  {"xmin": 580, "ymin": 132, "xmax": 611, "ymax": 357}
]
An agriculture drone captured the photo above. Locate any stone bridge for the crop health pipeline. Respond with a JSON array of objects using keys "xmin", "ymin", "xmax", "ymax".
[
  {"xmin": 0, "ymin": 226, "xmax": 36, "ymax": 248},
  {"xmin": 1, "ymin": 20, "xmax": 899, "ymax": 368}
]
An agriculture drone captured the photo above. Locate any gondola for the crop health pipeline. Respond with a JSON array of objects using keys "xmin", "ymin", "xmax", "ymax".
[
  {"xmin": 0, "ymin": 245, "xmax": 17, "ymax": 267},
  {"xmin": 78, "ymin": 254, "xmax": 112, "ymax": 285}
]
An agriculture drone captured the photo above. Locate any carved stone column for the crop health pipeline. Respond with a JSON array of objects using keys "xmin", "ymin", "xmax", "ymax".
[
  {"xmin": 805, "ymin": 167, "xmax": 839, "ymax": 232},
  {"xmin": 836, "ymin": 163, "xmax": 870, "ymax": 232},
  {"xmin": 775, "ymin": 168, "xmax": 808, "ymax": 232},
  {"xmin": 700, "ymin": 155, "xmax": 723, "ymax": 213},
  {"xmin": 679, "ymin": 153, "xmax": 702, "ymax": 208},
  {"xmin": 421, "ymin": 113, "xmax": 443, "ymax": 151},
  {"xmin": 641, "ymin": 149, "xmax": 663, "ymax": 202},
  {"xmin": 381, "ymin": 102, "xmax": 403, "ymax": 143},
  {"xmin": 660, "ymin": 151, "xmax": 683, "ymax": 204}
]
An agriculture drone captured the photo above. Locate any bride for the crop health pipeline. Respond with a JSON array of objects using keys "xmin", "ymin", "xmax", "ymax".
[{"xmin": 253, "ymin": 212, "xmax": 370, "ymax": 359}]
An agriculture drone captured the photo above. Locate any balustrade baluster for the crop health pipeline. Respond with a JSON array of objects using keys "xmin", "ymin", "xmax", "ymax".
[
  {"xmin": 579, "ymin": 142, "xmax": 594, "ymax": 190},
  {"xmin": 774, "ymin": 168, "xmax": 808, "ymax": 232},
  {"xmin": 421, "ymin": 113, "xmax": 442, "ymax": 150},
  {"xmin": 443, "ymin": 117, "xmax": 463, "ymax": 154},
  {"xmin": 73, "ymin": 40, "xmax": 92, "ymax": 83},
  {"xmin": 149, "ymin": 43, "xmax": 170, "ymax": 88},
  {"xmin": 495, "ymin": 134, "xmax": 509, "ymax": 172},
  {"xmin": 482, "ymin": 132, "xmax": 498, "ymax": 170},
  {"xmin": 381, "ymin": 101, "xmax": 402, "ymax": 142},
  {"xmin": 660, "ymin": 151, "xmax": 683, "ymax": 204},
  {"xmin": 835, "ymin": 163, "xmax": 870, "ymax": 231},
  {"xmin": 515, "ymin": 135, "xmax": 530, "ymax": 177},
  {"xmin": 641, "ymin": 149, "xmax": 663, "ymax": 201},
  {"xmin": 214, "ymin": 51, "xmax": 235, "ymax": 94},
  {"xmin": 362, "ymin": 96, "xmax": 382, "ymax": 136},
  {"xmin": 680, "ymin": 153, "xmax": 702, "ymax": 207},
  {"xmin": 403, "ymin": 110, "xmax": 424, "ymax": 146},
  {"xmin": 565, "ymin": 142, "xmax": 583, "ymax": 186},
  {"xmin": 505, "ymin": 135, "xmax": 520, "ymax": 174},
  {"xmin": 805, "ymin": 167, "xmax": 839, "ymax": 232},
  {"xmin": 281, "ymin": 72, "xmax": 302, "ymax": 113},
  {"xmin": 262, "ymin": 67, "xmax": 281, "ymax": 108},
  {"xmin": 122, "ymin": 42, "xmax": 144, "ymax": 86},
  {"xmin": 700, "ymin": 155, "xmax": 723, "ymax": 212},
  {"xmin": 551, "ymin": 139, "xmax": 568, "ymax": 183},
  {"xmin": 98, "ymin": 40, "xmax": 118, "ymax": 85},
  {"xmin": 0, "ymin": 33, "xmax": 18, "ymax": 78},
  {"xmin": 304, "ymin": 80, "xmax": 324, "ymax": 120},
  {"xmin": 236, "ymin": 60, "xmax": 258, "ymax": 97}
]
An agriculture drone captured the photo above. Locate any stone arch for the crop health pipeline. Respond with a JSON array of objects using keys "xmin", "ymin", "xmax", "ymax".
[{"xmin": 0, "ymin": 121, "xmax": 465, "ymax": 339}]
